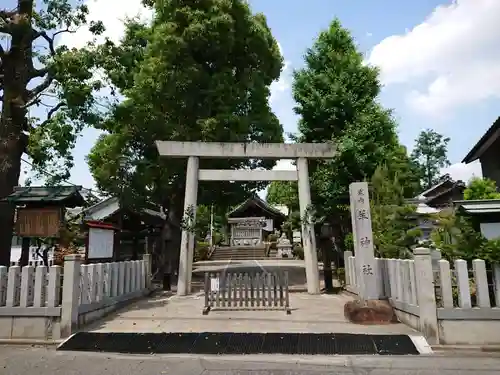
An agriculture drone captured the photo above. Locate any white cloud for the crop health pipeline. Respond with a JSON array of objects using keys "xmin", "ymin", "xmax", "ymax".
[
  {"xmin": 441, "ymin": 161, "xmax": 482, "ymax": 184},
  {"xmin": 58, "ymin": 0, "xmax": 152, "ymax": 48},
  {"xmin": 257, "ymin": 159, "xmax": 295, "ymax": 199},
  {"xmin": 272, "ymin": 159, "xmax": 296, "ymax": 171},
  {"xmin": 270, "ymin": 43, "xmax": 291, "ymax": 104},
  {"xmin": 368, "ymin": 0, "xmax": 500, "ymax": 116}
]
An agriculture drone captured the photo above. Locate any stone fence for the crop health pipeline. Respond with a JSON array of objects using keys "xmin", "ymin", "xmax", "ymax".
[
  {"xmin": 344, "ymin": 248, "xmax": 500, "ymax": 345},
  {"xmin": 0, "ymin": 254, "xmax": 152, "ymax": 340}
]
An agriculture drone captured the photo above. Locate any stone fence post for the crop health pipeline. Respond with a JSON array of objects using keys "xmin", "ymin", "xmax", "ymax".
[
  {"xmin": 60, "ymin": 255, "xmax": 82, "ymax": 338},
  {"xmin": 413, "ymin": 247, "xmax": 439, "ymax": 345}
]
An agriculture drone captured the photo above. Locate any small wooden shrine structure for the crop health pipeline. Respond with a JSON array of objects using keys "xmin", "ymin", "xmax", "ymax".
[{"xmin": 3, "ymin": 186, "xmax": 86, "ymax": 266}]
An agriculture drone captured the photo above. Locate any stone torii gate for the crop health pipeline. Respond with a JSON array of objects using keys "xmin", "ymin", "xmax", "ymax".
[{"xmin": 155, "ymin": 141, "xmax": 337, "ymax": 296}]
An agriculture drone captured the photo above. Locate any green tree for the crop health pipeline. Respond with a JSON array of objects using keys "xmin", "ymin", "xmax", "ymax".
[
  {"xmin": 195, "ymin": 205, "xmax": 226, "ymax": 243},
  {"xmin": 291, "ymin": 18, "xmax": 404, "ymax": 253},
  {"xmin": 463, "ymin": 177, "xmax": 500, "ymax": 200},
  {"xmin": 411, "ymin": 129, "xmax": 450, "ymax": 190},
  {"xmin": 87, "ymin": 0, "xmax": 284, "ymax": 282},
  {"xmin": 432, "ymin": 210, "xmax": 486, "ymax": 262},
  {"xmin": 385, "ymin": 145, "xmax": 421, "ymax": 198},
  {"xmin": 370, "ymin": 165, "xmax": 421, "ymax": 258},
  {"xmin": 0, "ymin": 0, "xmax": 105, "ymax": 265},
  {"xmin": 266, "ymin": 181, "xmax": 299, "ymax": 212}
]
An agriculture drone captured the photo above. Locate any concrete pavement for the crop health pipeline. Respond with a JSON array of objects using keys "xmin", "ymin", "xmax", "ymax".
[
  {"xmin": 85, "ymin": 291, "xmax": 416, "ymax": 335},
  {"xmin": 1, "ymin": 345, "xmax": 500, "ymax": 374},
  {"xmin": 192, "ymin": 259, "xmax": 311, "ymax": 274},
  {"xmin": 192, "ymin": 259, "xmax": 327, "ymax": 291},
  {"xmin": 85, "ymin": 257, "xmax": 416, "ymax": 336}
]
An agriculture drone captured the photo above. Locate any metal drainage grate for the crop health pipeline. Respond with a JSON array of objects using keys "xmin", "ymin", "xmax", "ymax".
[
  {"xmin": 58, "ymin": 332, "xmax": 420, "ymax": 355},
  {"xmin": 261, "ymin": 333, "xmax": 300, "ymax": 354},
  {"xmin": 192, "ymin": 332, "xmax": 231, "ymax": 355},
  {"xmin": 226, "ymin": 333, "xmax": 264, "ymax": 354},
  {"xmin": 331, "ymin": 333, "xmax": 377, "ymax": 355}
]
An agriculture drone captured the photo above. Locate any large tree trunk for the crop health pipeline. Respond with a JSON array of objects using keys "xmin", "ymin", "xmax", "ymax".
[
  {"xmin": 0, "ymin": 0, "xmax": 34, "ymax": 266},
  {"xmin": 0, "ymin": 91, "xmax": 25, "ymax": 267},
  {"xmin": 331, "ymin": 225, "xmax": 344, "ymax": 267},
  {"xmin": 160, "ymin": 220, "xmax": 170, "ymax": 290},
  {"xmin": 161, "ymin": 198, "xmax": 183, "ymax": 291},
  {"xmin": 320, "ymin": 237, "xmax": 334, "ymax": 293},
  {"xmin": 19, "ymin": 237, "xmax": 30, "ymax": 267}
]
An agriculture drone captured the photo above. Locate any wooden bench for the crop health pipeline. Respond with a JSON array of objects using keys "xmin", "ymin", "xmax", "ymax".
[{"xmin": 202, "ymin": 271, "xmax": 291, "ymax": 315}]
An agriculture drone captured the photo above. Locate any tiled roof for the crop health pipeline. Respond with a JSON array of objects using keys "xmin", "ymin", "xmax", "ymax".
[
  {"xmin": 2, "ymin": 186, "xmax": 86, "ymax": 207},
  {"xmin": 455, "ymin": 199, "xmax": 500, "ymax": 214},
  {"xmin": 229, "ymin": 194, "xmax": 287, "ymax": 218},
  {"xmin": 463, "ymin": 116, "xmax": 500, "ymax": 163}
]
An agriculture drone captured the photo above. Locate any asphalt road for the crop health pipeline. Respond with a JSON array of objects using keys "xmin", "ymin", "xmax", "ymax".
[{"xmin": 1, "ymin": 345, "xmax": 500, "ymax": 375}]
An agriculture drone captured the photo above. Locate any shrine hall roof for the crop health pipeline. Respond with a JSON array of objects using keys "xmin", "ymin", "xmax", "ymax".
[
  {"xmin": 2, "ymin": 186, "xmax": 86, "ymax": 207},
  {"xmin": 228, "ymin": 195, "xmax": 287, "ymax": 219}
]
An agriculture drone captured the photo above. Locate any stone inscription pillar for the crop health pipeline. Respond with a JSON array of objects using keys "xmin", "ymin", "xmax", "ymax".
[{"xmin": 349, "ymin": 181, "xmax": 380, "ymax": 300}]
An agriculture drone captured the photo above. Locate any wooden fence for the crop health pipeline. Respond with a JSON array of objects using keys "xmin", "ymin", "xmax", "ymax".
[{"xmin": 203, "ymin": 271, "xmax": 291, "ymax": 315}]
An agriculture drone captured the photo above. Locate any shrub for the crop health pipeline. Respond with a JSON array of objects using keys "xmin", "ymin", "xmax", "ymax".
[
  {"xmin": 268, "ymin": 233, "xmax": 278, "ymax": 242},
  {"xmin": 268, "ymin": 233, "xmax": 278, "ymax": 250},
  {"xmin": 195, "ymin": 241, "xmax": 210, "ymax": 261},
  {"xmin": 293, "ymin": 244, "xmax": 304, "ymax": 260},
  {"xmin": 54, "ymin": 246, "xmax": 77, "ymax": 266}
]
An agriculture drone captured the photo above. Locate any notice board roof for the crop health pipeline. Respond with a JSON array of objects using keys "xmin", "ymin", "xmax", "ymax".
[{"xmin": 2, "ymin": 186, "xmax": 86, "ymax": 208}]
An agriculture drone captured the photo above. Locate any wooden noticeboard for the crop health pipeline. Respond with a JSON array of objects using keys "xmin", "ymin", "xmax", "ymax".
[
  {"xmin": 88, "ymin": 227, "xmax": 114, "ymax": 259},
  {"xmin": 16, "ymin": 207, "xmax": 62, "ymax": 238}
]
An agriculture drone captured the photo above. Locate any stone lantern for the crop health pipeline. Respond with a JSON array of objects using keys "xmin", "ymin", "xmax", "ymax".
[{"xmin": 277, "ymin": 232, "xmax": 293, "ymax": 258}]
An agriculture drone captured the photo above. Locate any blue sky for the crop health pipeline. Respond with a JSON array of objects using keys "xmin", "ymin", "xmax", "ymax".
[{"xmin": 21, "ymin": 0, "xmax": 499, "ymax": 188}]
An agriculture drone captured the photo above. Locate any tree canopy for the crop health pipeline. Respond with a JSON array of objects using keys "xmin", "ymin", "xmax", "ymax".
[
  {"xmin": 266, "ymin": 181, "xmax": 298, "ymax": 212},
  {"xmin": 290, "ymin": 18, "xmax": 416, "ymax": 252},
  {"xmin": 0, "ymin": 0, "xmax": 105, "ymax": 265},
  {"xmin": 463, "ymin": 177, "xmax": 500, "ymax": 200},
  {"xmin": 370, "ymin": 165, "xmax": 421, "ymax": 258},
  {"xmin": 87, "ymin": 0, "xmax": 285, "ymax": 272},
  {"xmin": 411, "ymin": 129, "xmax": 450, "ymax": 190},
  {"xmin": 292, "ymin": 20, "xmax": 411, "ymax": 210}
]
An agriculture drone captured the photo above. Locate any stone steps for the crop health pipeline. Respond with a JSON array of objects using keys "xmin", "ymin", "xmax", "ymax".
[{"xmin": 209, "ymin": 246, "xmax": 267, "ymax": 261}]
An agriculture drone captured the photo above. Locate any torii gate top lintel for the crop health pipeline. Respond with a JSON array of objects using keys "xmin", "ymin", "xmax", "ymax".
[{"xmin": 155, "ymin": 141, "xmax": 336, "ymax": 159}]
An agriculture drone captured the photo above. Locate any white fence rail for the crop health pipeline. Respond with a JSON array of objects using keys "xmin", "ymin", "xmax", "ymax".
[
  {"xmin": 434, "ymin": 259, "xmax": 500, "ymax": 313},
  {"xmin": 0, "ymin": 254, "xmax": 152, "ymax": 340},
  {"xmin": 0, "ymin": 265, "xmax": 61, "ymax": 308},
  {"xmin": 344, "ymin": 249, "xmax": 500, "ymax": 345}
]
